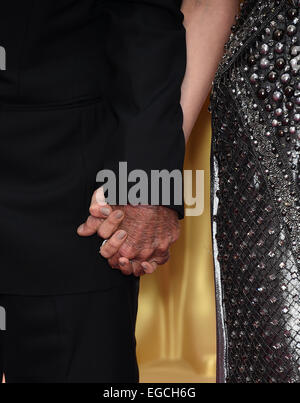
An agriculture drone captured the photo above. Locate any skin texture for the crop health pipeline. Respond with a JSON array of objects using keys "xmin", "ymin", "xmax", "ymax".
[
  {"xmin": 78, "ymin": 188, "xmax": 180, "ymax": 276},
  {"xmin": 78, "ymin": 0, "xmax": 240, "ymax": 276},
  {"xmin": 106, "ymin": 205, "xmax": 179, "ymax": 276},
  {"xmin": 181, "ymin": 0, "xmax": 241, "ymax": 140}
]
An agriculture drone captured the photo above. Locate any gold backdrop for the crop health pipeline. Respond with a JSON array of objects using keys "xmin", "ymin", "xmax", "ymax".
[{"xmin": 137, "ymin": 101, "xmax": 217, "ymax": 383}]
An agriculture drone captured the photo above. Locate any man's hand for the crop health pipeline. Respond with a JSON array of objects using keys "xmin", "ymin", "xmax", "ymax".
[{"xmin": 105, "ymin": 205, "xmax": 180, "ymax": 276}]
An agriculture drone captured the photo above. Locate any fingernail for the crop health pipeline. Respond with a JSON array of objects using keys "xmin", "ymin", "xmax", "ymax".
[
  {"xmin": 77, "ymin": 224, "xmax": 84, "ymax": 233},
  {"xmin": 101, "ymin": 207, "xmax": 110, "ymax": 216},
  {"xmin": 117, "ymin": 230, "xmax": 126, "ymax": 240},
  {"xmin": 115, "ymin": 211, "xmax": 123, "ymax": 219},
  {"xmin": 119, "ymin": 260, "xmax": 126, "ymax": 266},
  {"xmin": 141, "ymin": 263, "xmax": 148, "ymax": 270}
]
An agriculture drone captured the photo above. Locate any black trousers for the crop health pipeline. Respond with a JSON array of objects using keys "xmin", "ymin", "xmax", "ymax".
[
  {"xmin": 0, "ymin": 279, "xmax": 139, "ymax": 383},
  {"xmin": 0, "ymin": 101, "xmax": 135, "ymax": 295}
]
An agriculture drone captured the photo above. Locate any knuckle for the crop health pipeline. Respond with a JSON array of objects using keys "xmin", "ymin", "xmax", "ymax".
[
  {"xmin": 156, "ymin": 240, "xmax": 170, "ymax": 254},
  {"xmin": 119, "ymin": 244, "xmax": 136, "ymax": 259},
  {"xmin": 108, "ymin": 257, "xmax": 119, "ymax": 269},
  {"xmin": 137, "ymin": 249, "xmax": 153, "ymax": 260},
  {"xmin": 108, "ymin": 262, "xmax": 118, "ymax": 270},
  {"xmin": 155, "ymin": 251, "xmax": 170, "ymax": 265},
  {"xmin": 89, "ymin": 203, "xmax": 98, "ymax": 216},
  {"xmin": 172, "ymin": 227, "xmax": 181, "ymax": 242}
]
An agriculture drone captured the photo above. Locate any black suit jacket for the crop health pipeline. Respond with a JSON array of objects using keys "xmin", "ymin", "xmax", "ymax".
[
  {"xmin": 0, "ymin": 0, "xmax": 186, "ymax": 215},
  {"xmin": 0, "ymin": 0, "xmax": 186, "ymax": 294}
]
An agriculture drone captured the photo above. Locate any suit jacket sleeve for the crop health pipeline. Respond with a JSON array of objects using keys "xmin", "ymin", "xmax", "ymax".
[{"xmin": 101, "ymin": 0, "xmax": 186, "ymax": 218}]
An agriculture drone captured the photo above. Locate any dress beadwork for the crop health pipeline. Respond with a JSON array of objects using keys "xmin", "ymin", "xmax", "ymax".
[{"xmin": 211, "ymin": 0, "xmax": 300, "ymax": 383}]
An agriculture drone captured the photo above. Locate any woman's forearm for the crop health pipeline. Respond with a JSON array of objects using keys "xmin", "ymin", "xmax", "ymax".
[{"xmin": 181, "ymin": 0, "xmax": 241, "ymax": 141}]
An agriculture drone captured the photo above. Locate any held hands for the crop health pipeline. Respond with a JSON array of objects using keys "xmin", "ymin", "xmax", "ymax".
[{"xmin": 77, "ymin": 188, "xmax": 180, "ymax": 277}]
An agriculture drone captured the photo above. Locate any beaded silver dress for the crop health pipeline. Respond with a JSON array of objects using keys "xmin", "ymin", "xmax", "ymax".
[{"xmin": 211, "ymin": 0, "xmax": 300, "ymax": 383}]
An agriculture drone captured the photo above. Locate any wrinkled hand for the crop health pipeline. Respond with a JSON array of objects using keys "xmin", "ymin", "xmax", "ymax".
[
  {"xmin": 77, "ymin": 188, "xmax": 181, "ymax": 276},
  {"xmin": 106, "ymin": 205, "xmax": 180, "ymax": 276}
]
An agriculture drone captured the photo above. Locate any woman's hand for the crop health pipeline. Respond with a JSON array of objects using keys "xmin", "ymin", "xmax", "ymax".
[
  {"xmin": 77, "ymin": 187, "xmax": 156, "ymax": 277},
  {"xmin": 77, "ymin": 188, "xmax": 131, "ymax": 275}
]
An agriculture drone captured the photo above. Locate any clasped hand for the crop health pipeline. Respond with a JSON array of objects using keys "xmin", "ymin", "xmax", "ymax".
[{"xmin": 77, "ymin": 187, "xmax": 180, "ymax": 277}]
